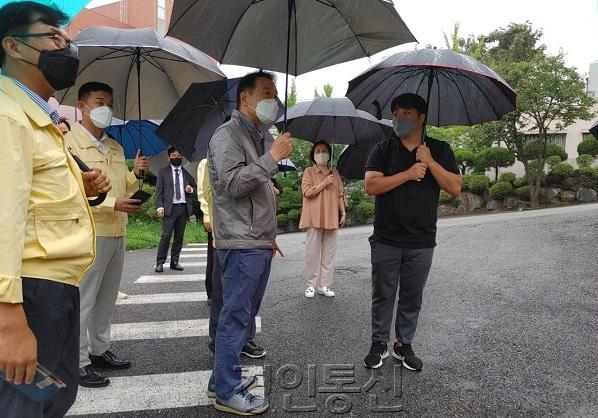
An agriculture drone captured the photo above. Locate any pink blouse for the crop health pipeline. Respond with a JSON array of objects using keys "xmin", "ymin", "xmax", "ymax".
[{"xmin": 299, "ymin": 165, "xmax": 345, "ymax": 230}]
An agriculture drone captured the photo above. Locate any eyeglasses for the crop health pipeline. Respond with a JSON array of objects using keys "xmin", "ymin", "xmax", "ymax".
[{"xmin": 10, "ymin": 31, "xmax": 73, "ymax": 50}]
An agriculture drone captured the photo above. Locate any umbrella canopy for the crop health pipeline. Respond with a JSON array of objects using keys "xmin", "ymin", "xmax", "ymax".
[
  {"xmin": 590, "ymin": 120, "xmax": 598, "ymax": 139},
  {"xmin": 346, "ymin": 48, "xmax": 517, "ymax": 126},
  {"xmin": 55, "ymin": 26, "xmax": 225, "ymax": 121},
  {"xmin": 157, "ymin": 78, "xmax": 284, "ymax": 161},
  {"xmin": 167, "ymin": 0, "xmax": 416, "ymax": 77},
  {"xmin": 105, "ymin": 120, "xmax": 169, "ymax": 159},
  {"xmin": 0, "ymin": 0, "xmax": 90, "ymax": 20},
  {"xmin": 278, "ymin": 158, "xmax": 297, "ymax": 172},
  {"xmin": 337, "ymin": 142, "xmax": 377, "ymax": 181},
  {"xmin": 273, "ymin": 97, "xmax": 394, "ymax": 145}
]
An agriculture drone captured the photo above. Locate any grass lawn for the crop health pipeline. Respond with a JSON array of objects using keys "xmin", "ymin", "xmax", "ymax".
[{"xmin": 126, "ymin": 218, "xmax": 208, "ymax": 251}]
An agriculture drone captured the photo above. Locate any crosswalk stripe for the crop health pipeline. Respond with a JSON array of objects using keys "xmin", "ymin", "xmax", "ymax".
[
  {"xmin": 170, "ymin": 261, "xmax": 207, "ymax": 267},
  {"xmin": 182, "ymin": 247, "xmax": 208, "ymax": 252},
  {"xmin": 111, "ymin": 317, "xmax": 261, "ymax": 341},
  {"xmin": 135, "ymin": 274, "xmax": 205, "ymax": 284},
  {"xmin": 185, "ymin": 243, "xmax": 207, "ymax": 247},
  {"xmin": 167, "ymin": 253, "xmax": 207, "ymax": 259},
  {"xmin": 116, "ymin": 292, "xmax": 208, "ymax": 305},
  {"xmin": 67, "ymin": 366, "xmax": 264, "ymax": 416}
]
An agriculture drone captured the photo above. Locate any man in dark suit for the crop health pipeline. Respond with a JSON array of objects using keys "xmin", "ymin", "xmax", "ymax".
[{"xmin": 155, "ymin": 147, "xmax": 197, "ymax": 272}]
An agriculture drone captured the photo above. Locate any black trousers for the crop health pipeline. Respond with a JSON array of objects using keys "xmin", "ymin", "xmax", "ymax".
[
  {"xmin": 0, "ymin": 278, "xmax": 79, "ymax": 418},
  {"xmin": 156, "ymin": 204, "xmax": 188, "ymax": 265},
  {"xmin": 205, "ymin": 231, "xmax": 213, "ymax": 299}
]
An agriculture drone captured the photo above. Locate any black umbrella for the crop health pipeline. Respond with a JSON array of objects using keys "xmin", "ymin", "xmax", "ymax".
[
  {"xmin": 346, "ymin": 48, "xmax": 517, "ymax": 127},
  {"xmin": 273, "ymin": 97, "xmax": 394, "ymax": 146},
  {"xmin": 337, "ymin": 142, "xmax": 378, "ymax": 181},
  {"xmin": 157, "ymin": 78, "xmax": 284, "ymax": 161},
  {"xmin": 278, "ymin": 158, "xmax": 297, "ymax": 172},
  {"xmin": 590, "ymin": 120, "xmax": 598, "ymax": 139},
  {"xmin": 167, "ymin": 0, "xmax": 416, "ymax": 125}
]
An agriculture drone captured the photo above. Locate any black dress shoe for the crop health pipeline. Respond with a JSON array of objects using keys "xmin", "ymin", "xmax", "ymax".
[
  {"xmin": 170, "ymin": 263, "xmax": 184, "ymax": 271},
  {"xmin": 155, "ymin": 263, "xmax": 163, "ymax": 273},
  {"xmin": 79, "ymin": 365, "xmax": 110, "ymax": 388},
  {"xmin": 89, "ymin": 350, "xmax": 132, "ymax": 370}
]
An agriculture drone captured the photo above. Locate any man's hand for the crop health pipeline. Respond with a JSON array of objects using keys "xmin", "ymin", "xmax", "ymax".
[
  {"xmin": 406, "ymin": 162, "xmax": 428, "ymax": 181},
  {"xmin": 416, "ymin": 144, "xmax": 434, "ymax": 166},
  {"xmin": 157, "ymin": 208, "xmax": 165, "ymax": 218},
  {"xmin": 0, "ymin": 304, "xmax": 37, "ymax": 385},
  {"xmin": 273, "ymin": 242, "xmax": 284, "ymax": 257},
  {"xmin": 185, "ymin": 184, "xmax": 193, "ymax": 194},
  {"xmin": 269, "ymin": 132, "xmax": 293, "ymax": 162},
  {"xmin": 82, "ymin": 168, "xmax": 111, "ymax": 197},
  {"xmin": 115, "ymin": 197, "xmax": 142, "ymax": 213},
  {"xmin": 133, "ymin": 150, "xmax": 149, "ymax": 177},
  {"xmin": 204, "ymin": 222, "xmax": 212, "ymax": 233}
]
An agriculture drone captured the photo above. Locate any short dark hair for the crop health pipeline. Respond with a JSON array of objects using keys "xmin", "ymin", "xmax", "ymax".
[
  {"xmin": 167, "ymin": 146, "xmax": 181, "ymax": 156},
  {"xmin": 309, "ymin": 140, "xmax": 332, "ymax": 164},
  {"xmin": 236, "ymin": 71, "xmax": 276, "ymax": 109},
  {"xmin": 78, "ymin": 82, "xmax": 113, "ymax": 101},
  {"xmin": 0, "ymin": 2, "xmax": 68, "ymax": 68},
  {"xmin": 57, "ymin": 117, "xmax": 70, "ymax": 131},
  {"xmin": 390, "ymin": 93, "xmax": 428, "ymax": 115}
]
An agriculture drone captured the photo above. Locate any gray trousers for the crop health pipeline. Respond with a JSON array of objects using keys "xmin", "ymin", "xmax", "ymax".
[
  {"xmin": 79, "ymin": 236, "xmax": 124, "ymax": 368},
  {"xmin": 370, "ymin": 240, "xmax": 434, "ymax": 344},
  {"xmin": 208, "ymin": 251, "xmax": 256, "ymax": 353}
]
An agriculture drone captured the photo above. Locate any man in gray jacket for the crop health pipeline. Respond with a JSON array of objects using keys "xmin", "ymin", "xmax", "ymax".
[{"xmin": 207, "ymin": 71, "xmax": 292, "ymax": 416}]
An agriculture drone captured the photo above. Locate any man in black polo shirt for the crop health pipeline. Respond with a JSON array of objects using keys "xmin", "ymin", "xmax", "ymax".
[{"xmin": 363, "ymin": 93, "xmax": 462, "ymax": 371}]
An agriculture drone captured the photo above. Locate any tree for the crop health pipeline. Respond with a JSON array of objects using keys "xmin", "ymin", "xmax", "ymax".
[
  {"xmin": 476, "ymin": 147, "xmax": 516, "ymax": 181},
  {"xmin": 323, "ymin": 83, "xmax": 333, "ymax": 97},
  {"xmin": 443, "ymin": 22, "xmax": 462, "ymax": 51},
  {"xmin": 577, "ymin": 137, "xmax": 598, "ymax": 157},
  {"xmin": 287, "ymin": 78, "xmax": 297, "ymax": 108},
  {"xmin": 453, "ymin": 148, "xmax": 477, "ymax": 175}
]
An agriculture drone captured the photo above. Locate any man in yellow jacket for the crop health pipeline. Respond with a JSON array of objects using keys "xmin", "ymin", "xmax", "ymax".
[
  {"xmin": 0, "ymin": 3, "xmax": 111, "ymax": 417},
  {"xmin": 65, "ymin": 81, "xmax": 149, "ymax": 388}
]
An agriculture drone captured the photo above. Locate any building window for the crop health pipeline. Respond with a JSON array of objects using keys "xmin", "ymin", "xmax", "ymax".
[
  {"xmin": 157, "ymin": 0, "xmax": 166, "ymax": 34},
  {"xmin": 524, "ymin": 133, "xmax": 566, "ymax": 150}
]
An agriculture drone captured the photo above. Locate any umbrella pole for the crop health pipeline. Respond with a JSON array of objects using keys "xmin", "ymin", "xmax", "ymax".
[
  {"xmin": 283, "ymin": 0, "xmax": 294, "ymax": 131},
  {"xmin": 422, "ymin": 68, "xmax": 435, "ymax": 145},
  {"xmin": 136, "ymin": 48, "xmax": 145, "ymax": 181}
]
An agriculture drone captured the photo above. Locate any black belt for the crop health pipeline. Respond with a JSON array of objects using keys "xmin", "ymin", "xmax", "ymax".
[{"xmin": 173, "ymin": 203, "xmax": 187, "ymax": 206}]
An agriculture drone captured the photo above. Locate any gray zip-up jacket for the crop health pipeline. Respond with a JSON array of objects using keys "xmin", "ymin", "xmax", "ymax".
[{"xmin": 207, "ymin": 110, "xmax": 279, "ymax": 249}]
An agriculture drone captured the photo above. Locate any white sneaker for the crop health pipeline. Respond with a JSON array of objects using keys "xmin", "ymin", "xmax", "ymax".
[
  {"xmin": 117, "ymin": 291, "xmax": 128, "ymax": 299},
  {"xmin": 317, "ymin": 287, "xmax": 335, "ymax": 297},
  {"xmin": 304, "ymin": 286, "xmax": 315, "ymax": 298}
]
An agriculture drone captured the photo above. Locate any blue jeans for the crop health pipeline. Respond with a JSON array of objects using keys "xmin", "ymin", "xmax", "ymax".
[{"xmin": 211, "ymin": 249, "xmax": 273, "ymax": 400}]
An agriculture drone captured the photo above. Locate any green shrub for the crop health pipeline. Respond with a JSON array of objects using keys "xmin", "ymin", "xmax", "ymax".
[
  {"xmin": 439, "ymin": 190, "xmax": 459, "ymax": 207},
  {"xmin": 489, "ymin": 181, "xmax": 514, "ymax": 200},
  {"xmin": 578, "ymin": 166, "xmax": 598, "ymax": 189},
  {"xmin": 286, "ymin": 209, "xmax": 301, "ymax": 221},
  {"xmin": 355, "ymin": 201, "xmax": 375, "ymax": 223},
  {"xmin": 276, "ymin": 214, "xmax": 288, "ymax": 226},
  {"xmin": 545, "ymin": 155, "xmax": 562, "ymax": 169},
  {"xmin": 550, "ymin": 162, "xmax": 574, "ymax": 178},
  {"xmin": 513, "ymin": 176, "xmax": 527, "ymax": 188},
  {"xmin": 577, "ymin": 137, "xmax": 598, "ymax": 157},
  {"xmin": 515, "ymin": 186, "xmax": 531, "ymax": 201},
  {"xmin": 576, "ymin": 154, "xmax": 594, "ymax": 168},
  {"xmin": 498, "ymin": 172, "xmax": 517, "ymax": 184},
  {"xmin": 462, "ymin": 175, "xmax": 490, "ymax": 194},
  {"xmin": 523, "ymin": 140, "xmax": 568, "ymax": 161},
  {"xmin": 561, "ymin": 176, "xmax": 578, "ymax": 191}
]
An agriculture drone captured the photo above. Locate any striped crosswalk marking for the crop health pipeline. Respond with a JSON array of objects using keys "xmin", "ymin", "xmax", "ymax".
[
  {"xmin": 67, "ymin": 367, "xmax": 264, "ymax": 416},
  {"xmin": 167, "ymin": 253, "xmax": 207, "ymax": 259},
  {"xmin": 135, "ymin": 274, "xmax": 205, "ymax": 284},
  {"xmin": 111, "ymin": 317, "xmax": 262, "ymax": 341},
  {"xmin": 116, "ymin": 292, "xmax": 208, "ymax": 305},
  {"xmin": 181, "ymin": 247, "xmax": 208, "ymax": 252}
]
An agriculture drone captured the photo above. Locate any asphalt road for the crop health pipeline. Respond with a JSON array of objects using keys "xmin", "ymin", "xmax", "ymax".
[{"xmin": 69, "ymin": 203, "xmax": 598, "ymax": 418}]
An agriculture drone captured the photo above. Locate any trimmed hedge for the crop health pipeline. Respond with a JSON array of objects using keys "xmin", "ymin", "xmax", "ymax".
[
  {"xmin": 462, "ymin": 175, "xmax": 490, "ymax": 194},
  {"xmin": 498, "ymin": 172, "xmax": 517, "ymax": 184},
  {"xmin": 489, "ymin": 181, "xmax": 514, "ymax": 200}
]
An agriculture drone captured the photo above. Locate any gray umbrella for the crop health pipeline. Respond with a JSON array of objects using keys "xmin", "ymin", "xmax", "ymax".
[
  {"xmin": 167, "ymin": 0, "xmax": 415, "ymax": 125},
  {"xmin": 346, "ymin": 48, "xmax": 517, "ymax": 126},
  {"xmin": 273, "ymin": 97, "xmax": 394, "ymax": 145},
  {"xmin": 55, "ymin": 26, "xmax": 225, "ymax": 121}
]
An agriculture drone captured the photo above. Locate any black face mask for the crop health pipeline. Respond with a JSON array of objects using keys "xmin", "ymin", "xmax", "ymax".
[
  {"xmin": 18, "ymin": 41, "xmax": 79, "ymax": 91},
  {"xmin": 170, "ymin": 158, "xmax": 183, "ymax": 167}
]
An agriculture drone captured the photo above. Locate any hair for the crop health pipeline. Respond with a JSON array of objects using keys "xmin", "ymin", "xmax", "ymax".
[
  {"xmin": 236, "ymin": 71, "xmax": 276, "ymax": 109},
  {"xmin": 390, "ymin": 93, "xmax": 428, "ymax": 115},
  {"xmin": 167, "ymin": 146, "xmax": 180, "ymax": 156},
  {"xmin": 0, "ymin": 2, "xmax": 68, "ymax": 68},
  {"xmin": 57, "ymin": 117, "xmax": 70, "ymax": 131},
  {"xmin": 78, "ymin": 82, "xmax": 113, "ymax": 101},
  {"xmin": 309, "ymin": 140, "xmax": 332, "ymax": 164}
]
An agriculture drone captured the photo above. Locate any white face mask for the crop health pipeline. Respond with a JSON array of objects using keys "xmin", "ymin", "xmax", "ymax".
[
  {"xmin": 252, "ymin": 98, "xmax": 279, "ymax": 125},
  {"xmin": 314, "ymin": 153, "xmax": 330, "ymax": 165},
  {"xmin": 88, "ymin": 105, "xmax": 113, "ymax": 129}
]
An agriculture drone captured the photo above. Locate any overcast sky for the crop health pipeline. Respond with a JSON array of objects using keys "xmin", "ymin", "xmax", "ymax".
[{"xmin": 87, "ymin": 0, "xmax": 598, "ymax": 101}]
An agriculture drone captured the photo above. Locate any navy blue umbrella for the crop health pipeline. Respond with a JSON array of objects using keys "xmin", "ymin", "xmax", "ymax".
[
  {"xmin": 106, "ymin": 120, "xmax": 169, "ymax": 159},
  {"xmin": 157, "ymin": 78, "xmax": 283, "ymax": 161}
]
